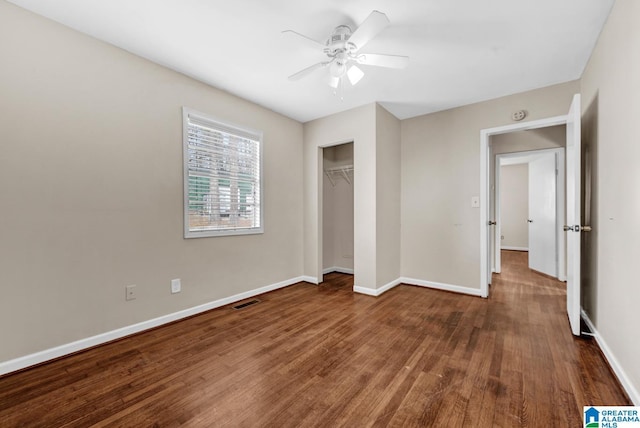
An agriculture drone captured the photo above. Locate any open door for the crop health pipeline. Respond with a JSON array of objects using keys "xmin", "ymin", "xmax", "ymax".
[
  {"xmin": 528, "ymin": 153, "xmax": 557, "ymax": 277},
  {"xmin": 565, "ymin": 94, "xmax": 582, "ymax": 336}
]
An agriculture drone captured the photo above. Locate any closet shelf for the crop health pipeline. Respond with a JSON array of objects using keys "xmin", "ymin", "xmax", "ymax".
[{"xmin": 324, "ymin": 164, "xmax": 353, "ymax": 186}]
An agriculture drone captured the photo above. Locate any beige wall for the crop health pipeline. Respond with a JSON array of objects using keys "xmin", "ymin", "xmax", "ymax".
[
  {"xmin": 322, "ymin": 172, "xmax": 336, "ymax": 270},
  {"xmin": 500, "ymin": 164, "xmax": 529, "ymax": 249},
  {"xmin": 491, "ymin": 126, "xmax": 566, "ymax": 154},
  {"xmin": 0, "ymin": 2, "xmax": 304, "ymax": 362},
  {"xmin": 304, "ymin": 104, "xmax": 377, "ymax": 288},
  {"xmin": 304, "ymin": 104, "xmax": 400, "ymax": 291},
  {"xmin": 401, "ymin": 81, "xmax": 579, "ymax": 289},
  {"xmin": 580, "ymin": 0, "xmax": 640, "ymax": 403},
  {"xmin": 322, "ymin": 144, "xmax": 354, "ymax": 271},
  {"xmin": 375, "ymin": 105, "xmax": 401, "ymax": 287}
]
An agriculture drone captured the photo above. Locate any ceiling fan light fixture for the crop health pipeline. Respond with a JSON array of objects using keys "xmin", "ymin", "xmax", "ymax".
[
  {"xmin": 285, "ymin": 11, "xmax": 408, "ymax": 95},
  {"xmin": 347, "ymin": 65, "xmax": 364, "ymax": 85},
  {"xmin": 329, "ymin": 60, "xmax": 347, "ymax": 78}
]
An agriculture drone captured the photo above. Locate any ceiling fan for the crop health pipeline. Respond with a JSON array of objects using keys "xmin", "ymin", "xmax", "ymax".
[{"xmin": 283, "ymin": 11, "xmax": 409, "ymax": 90}]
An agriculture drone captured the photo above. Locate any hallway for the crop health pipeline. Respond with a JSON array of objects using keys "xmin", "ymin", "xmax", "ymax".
[{"xmin": 488, "ymin": 250, "xmax": 631, "ymax": 420}]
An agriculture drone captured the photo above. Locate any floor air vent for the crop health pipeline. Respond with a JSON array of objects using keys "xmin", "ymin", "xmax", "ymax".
[{"xmin": 232, "ymin": 299, "xmax": 261, "ymax": 310}]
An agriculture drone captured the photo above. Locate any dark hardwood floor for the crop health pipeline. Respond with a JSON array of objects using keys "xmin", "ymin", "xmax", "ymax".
[{"xmin": 0, "ymin": 251, "xmax": 630, "ymax": 427}]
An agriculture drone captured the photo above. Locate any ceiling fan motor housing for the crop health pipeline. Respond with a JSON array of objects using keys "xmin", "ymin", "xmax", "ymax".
[{"xmin": 325, "ymin": 25, "xmax": 356, "ymax": 56}]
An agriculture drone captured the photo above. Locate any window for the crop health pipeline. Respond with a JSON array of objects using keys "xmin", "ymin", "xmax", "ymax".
[{"xmin": 183, "ymin": 108, "xmax": 263, "ymax": 238}]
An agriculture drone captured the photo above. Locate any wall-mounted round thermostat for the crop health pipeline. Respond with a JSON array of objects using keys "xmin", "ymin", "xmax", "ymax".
[{"xmin": 512, "ymin": 110, "xmax": 527, "ymax": 121}]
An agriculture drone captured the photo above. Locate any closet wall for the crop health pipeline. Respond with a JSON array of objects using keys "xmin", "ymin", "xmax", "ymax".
[{"xmin": 322, "ymin": 143, "xmax": 354, "ymax": 274}]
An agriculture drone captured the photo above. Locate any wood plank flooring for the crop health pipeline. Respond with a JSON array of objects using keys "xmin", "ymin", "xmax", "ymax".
[{"xmin": 0, "ymin": 250, "xmax": 630, "ymax": 427}]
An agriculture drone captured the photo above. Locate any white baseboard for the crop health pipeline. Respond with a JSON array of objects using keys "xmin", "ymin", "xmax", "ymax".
[
  {"xmin": 399, "ymin": 277, "xmax": 483, "ymax": 297},
  {"xmin": 0, "ymin": 276, "xmax": 307, "ymax": 377},
  {"xmin": 353, "ymin": 285, "xmax": 377, "ymax": 296},
  {"xmin": 581, "ymin": 309, "xmax": 640, "ymax": 405},
  {"xmin": 501, "ymin": 246, "xmax": 529, "ymax": 251},
  {"xmin": 301, "ymin": 276, "xmax": 319, "ymax": 284},
  {"xmin": 353, "ymin": 278, "xmax": 401, "ymax": 297},
  {"xmin": 322, "ymin": 267, "xmax": 354, "ymax": 275}
]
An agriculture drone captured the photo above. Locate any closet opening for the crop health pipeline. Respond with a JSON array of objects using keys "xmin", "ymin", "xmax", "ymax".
[{"xmin": 321, "ymin": 142, "xmax": 354, "ymax": 283}]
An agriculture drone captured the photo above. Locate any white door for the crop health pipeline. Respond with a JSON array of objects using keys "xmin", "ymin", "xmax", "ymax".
[
  {"xmin": 528, "ymin": 153, "xmax": 557, "ymax": 277},
  {"xmin": 566, "ymin": 94, "xmax": 582, "ymax": 336}
]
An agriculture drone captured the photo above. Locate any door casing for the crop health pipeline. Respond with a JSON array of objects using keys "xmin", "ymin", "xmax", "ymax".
[{"xmin": 480, "ymin": 115, "xmax": 568, "ymax": 297}]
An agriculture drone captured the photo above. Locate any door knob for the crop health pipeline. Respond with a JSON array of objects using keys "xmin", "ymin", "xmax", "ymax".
[
  {"xmin": 527, "ymin": 219, "xmax": 533, "ymax": 223},
  {"xmin": 488, "ymin": 221, "xmax": 496, "ymax": 226},
  {"xmin": 564, "ymin": 225, "xmax": 592, "ymax": 232}
]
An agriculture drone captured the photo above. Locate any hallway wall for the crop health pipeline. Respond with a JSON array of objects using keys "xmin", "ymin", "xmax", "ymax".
[{"xmin": 500, "ymin": 164, "xmax": 529, "ymax": 250}]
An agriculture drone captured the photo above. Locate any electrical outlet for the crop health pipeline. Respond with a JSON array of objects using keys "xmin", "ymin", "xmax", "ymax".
[
  {"xmin": 171, "ymin": 279, "xmax": 181, "ymax": 294},
  {"xmin": 125, "ymin": 284, "xmax": 136, "ymax": 301},
  {"xmin": 471, "ymin": 196, "xmax": 480, "ymax": 208}
]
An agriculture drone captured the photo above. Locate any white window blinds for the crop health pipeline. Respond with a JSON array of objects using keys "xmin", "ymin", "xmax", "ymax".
[{"xmin": 183, "ymin": 108, "xmax": 263, "ymax": 238}]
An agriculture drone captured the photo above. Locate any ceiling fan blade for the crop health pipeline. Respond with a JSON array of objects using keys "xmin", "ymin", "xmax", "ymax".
[
  {"xmin": 348, "ymin": 10, "xmax": 390, "ymax": 51},
  {"xmin": 282, "ymin": 30, "xmax": 326, "ymax": 50},
  {"xmin": 288, "ymin": 61, "xmax": 330, "ymax": 81},
  {"xmin": 357, "ymin": 53, "xmax": 409, "ymax": 69}
]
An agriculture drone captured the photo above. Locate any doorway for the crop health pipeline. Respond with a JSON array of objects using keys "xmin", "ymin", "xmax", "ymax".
[
  {"xmin": 480, "ymin": 93, "xmax": 583, "ymax": 336},
  {"xmin": 495, "ymin": 148, "xmax": 566, "ymax": 280},
  {"xmin": 321, "ymin": 143, "xmax": 354, "ymax": 281},
  {"xmin": 480, "ymin": 115, "xmax": 567, "ymax": 297}
]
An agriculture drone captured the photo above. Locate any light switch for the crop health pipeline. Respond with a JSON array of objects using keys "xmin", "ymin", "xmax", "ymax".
[{"xmin": 471, "ymin": 196, "xmax": 480, "ymax": 208}]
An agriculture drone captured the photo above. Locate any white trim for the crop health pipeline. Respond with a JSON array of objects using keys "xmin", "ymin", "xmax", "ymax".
[
  {"xmin": 555, "ymin": 149, "xmax": 567, "ymax": 282},
  {"xmin": 322, "ymin": 266, "xmax": 355, "ymax": 275},
  {"xmin": 353, "ymin": 285, "xmax": 377, "ymax": 296},
  {"xmin": 494, "ymin": 159, "xmax": 502, "ymax": 273},
  {"xmin": 353, "ymin": 278, "xmax": 401, "ymax": 297},
  {"xmin": 0, "ymin": 276, "xmax": 307, "ymax": 377},
  {"xmin": 501, "ymin": 246, "xmax": 529, "ymax": 252},
  {"xmin": 400, "ymin": 277, "xmax": 484, "ymax": 297},
  {"xmin": 301, "ymin": 276, "xmax": 319, "ymax": 284},
  {"xmin": 480, "ymin": 114, "xmax": 569, "ymax": 298},
  {"xmin": 581, "ymin": 310, "xmax": 640, "ymax": 405}
]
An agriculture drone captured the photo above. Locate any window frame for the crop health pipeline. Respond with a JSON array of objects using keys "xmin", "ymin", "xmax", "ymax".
[{"xmin": 182, "ymin": 107, "xmax": 264, "ymax": 238}]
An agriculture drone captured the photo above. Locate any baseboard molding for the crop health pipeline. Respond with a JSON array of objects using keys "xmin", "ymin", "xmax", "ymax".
[
  {"xmin": 501, "ymin": 246, "xmax": 529, "ymax": 252},
  {"xmin": 0, "ymin": 276, "xmax": 307, "ymax": 377},
  {"xmin": 353, "ymin": 285, "xmax": 377, "ymax": 296},
  {"xmin": 399, "ymin": 277, "xmax": 483, "ymax": 297},
  {"xmin": 353, "ymin": 278, "xmax": 401, "ymax": 297},
  {"xmin": 581, "ymin": 309, "xmax": 640, "ymax": 405},
  {"xmin": 301, "ymin": 276, "xmax": 319, "ymax": 284},
  {"xmin": 322, "ymin": 267, "xmax": 354, "ymax": 275}
]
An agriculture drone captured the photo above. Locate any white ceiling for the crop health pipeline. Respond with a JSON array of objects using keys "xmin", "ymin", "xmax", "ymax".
[{"xmin": 8, "ymin": 0, "xmax": 614, "ymax": 123}]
